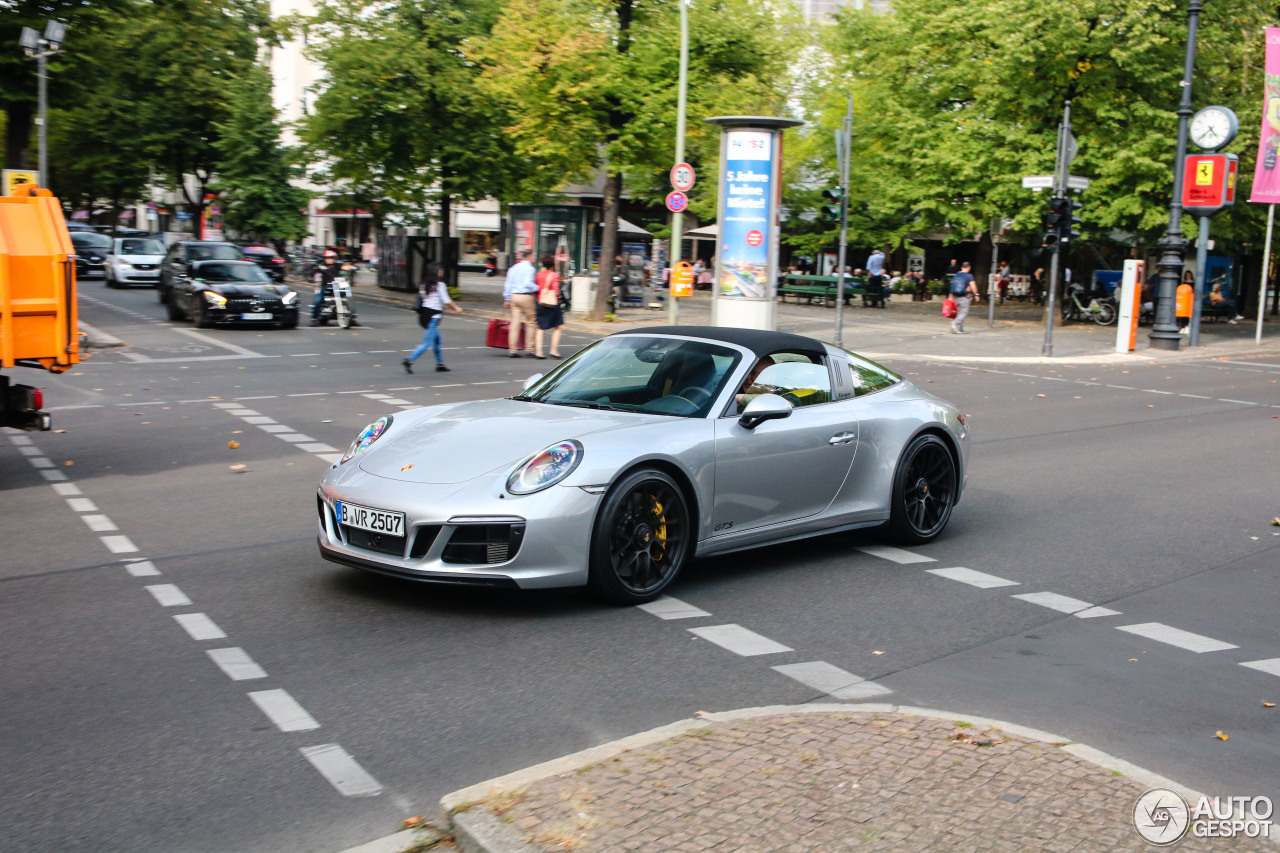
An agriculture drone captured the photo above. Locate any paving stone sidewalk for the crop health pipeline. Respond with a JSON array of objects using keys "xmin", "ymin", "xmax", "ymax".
[{"xmin": 416, "ymin": 707, "xmax": 1272, "ymax": 853}]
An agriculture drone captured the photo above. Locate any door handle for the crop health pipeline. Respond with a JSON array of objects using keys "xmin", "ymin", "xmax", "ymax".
[{"xmin": 828, "ymin": 432, "xmax": 855, "ymax": 446}]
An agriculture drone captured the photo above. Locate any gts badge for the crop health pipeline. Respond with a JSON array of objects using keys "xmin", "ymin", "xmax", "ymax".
[{"xmin": 714, "ymin": 521, "xmax": 734, "ymax": 532}]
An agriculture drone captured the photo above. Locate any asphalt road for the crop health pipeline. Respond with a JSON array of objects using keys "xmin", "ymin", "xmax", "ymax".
[{"xmin": 2, "ymin": 277, "xmax": 1279, "ymax": 852}]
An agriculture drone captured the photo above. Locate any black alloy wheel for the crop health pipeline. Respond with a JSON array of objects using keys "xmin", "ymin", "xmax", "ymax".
[
  {"xmin": 589, "ymin": 468, "xmax": 691, "ymax": 604},
  {"xmin": 886, "ymin": 433, "xmax": 956, "ymax": 544},
  {"xmin": 196, "ymin": 301, "xmax": 214, "ymax": 329},
  {"xmin": 166, "ymin": 296, "xmax": 185, "ymax": 322}
]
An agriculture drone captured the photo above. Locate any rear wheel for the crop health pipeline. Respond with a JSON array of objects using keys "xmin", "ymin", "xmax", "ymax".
[
  {"xmin": 588, "ymin": 469, "xmax": 691, "ymax": 604},
  {"xmin": 1093, "ymin": 302, "xmax": 1117, "ymax": 326},
  {"xmin": 886, "ymin": 433, "xmax": 957, "ymax": 544},
  {"xmin": 335, "ymin": 297, "xmax": 351, "ymax": 329}
]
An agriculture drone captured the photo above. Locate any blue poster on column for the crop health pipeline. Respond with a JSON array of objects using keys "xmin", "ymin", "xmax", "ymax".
[{"xmin": 718, "ymin": 130, "xmax": 773, "ymax": 298}]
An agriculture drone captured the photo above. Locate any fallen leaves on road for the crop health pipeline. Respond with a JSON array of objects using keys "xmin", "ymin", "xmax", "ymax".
[
  {"xmin": 1272, "ymin": 518, "xmax": 1280, "ymax": 526},
  {"xmin": 872, "ymin": 650, "xmax": 885, "ymax": 655},
  {"xmin": 1264, "ymin": 702, "xmax": 1275, "ymax": 708},
  {"xmin": 1036, "ymin": 394, "xmax": 1046, "ymax": 398},
  {"xmin": 53, "ymin": 429, "xmax": 67, "ymax": 434},
  {"xmin": 950, "ymin": 727, "xmax": 999, "ymax": 747},
  {"xmin": 402, "ymin": 817, "xmax": 425, "ymax": 828},
  {"xmin": 229, "ymin": 464, "xmax": 247, "ymax": 473},
  {"xmin": 63, "ymin": 460, "xmax": 72, "ymax": 467},
  {"xmin": 228, "ymin": 440, "xmax": 239, "ymax": 449},
  {"xmin": 1215, "ymin": 731, "xmax": 1229, "ymax": 741}
]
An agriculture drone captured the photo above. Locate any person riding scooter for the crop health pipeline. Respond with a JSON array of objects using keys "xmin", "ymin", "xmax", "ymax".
[{"xmin": 311, "ymin": 251, "xmax": 340, "ymax": 326}]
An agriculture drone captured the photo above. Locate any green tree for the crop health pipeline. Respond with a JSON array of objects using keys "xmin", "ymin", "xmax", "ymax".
[
  {"xmin": 302, "ymin": 0, "xmax": 519, "ymax": 284},
  {"xmin": 473, "ymin": 0, "xmax": 802, "ymax": 319},
  {"xmin": 213, "ymin": 64, "xmax": 311, "ymax": 254}
]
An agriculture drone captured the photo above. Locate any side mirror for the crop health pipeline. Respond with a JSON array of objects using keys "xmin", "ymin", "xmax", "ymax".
[
  {"xmin": 738, "ymin": 393, "xmax": 792, "ymax": 430},
  {"xmin": 522, "ymin": 373, "xmax": 544, "ymax": 391}
]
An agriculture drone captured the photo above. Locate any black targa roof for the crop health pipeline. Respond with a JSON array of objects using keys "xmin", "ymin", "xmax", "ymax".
[{"xmin": 621, "ymin": 326, "xmax": 829, "ymax": 358}]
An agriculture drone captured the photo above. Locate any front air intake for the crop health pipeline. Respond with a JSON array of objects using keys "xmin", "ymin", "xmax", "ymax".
[{"xmin": 441, "ymin": 523, "xmax": 526, "ymax": 565}]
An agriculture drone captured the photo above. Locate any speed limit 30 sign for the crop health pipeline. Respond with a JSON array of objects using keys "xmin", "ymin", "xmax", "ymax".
[{"xmin": 670, "ymin": 162, "xmax": 695, "ymax": 192}]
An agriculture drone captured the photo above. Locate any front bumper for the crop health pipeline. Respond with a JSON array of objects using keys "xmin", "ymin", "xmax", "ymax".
[
  {"xmin": 316, "ymin": 475, "xmax": 601, "ymax": 589},
  {"xmin": 204, "ymin": 305, "xmax": 297, "ymax": 325},
  {"xmin": 114, "ymin": 265, "xmax": 160, "ymax": 284}
]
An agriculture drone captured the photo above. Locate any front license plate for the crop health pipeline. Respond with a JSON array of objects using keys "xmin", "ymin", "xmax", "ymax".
[
  {"xmin": 241, "ymin": 312, "xmax": 272, "ymax": 320},
  {"xmin": 336, "ymin": 501, "xmax": 404, "ymax": 536}
]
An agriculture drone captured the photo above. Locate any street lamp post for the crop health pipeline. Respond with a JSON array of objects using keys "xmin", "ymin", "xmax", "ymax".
[
  {"xmin": 19, "ymin": 21, "xmax": 66, "ymax": 186},
  {"xmin": 1149, "ymin": 0, "xmax": 1202, "ymax": 351}
]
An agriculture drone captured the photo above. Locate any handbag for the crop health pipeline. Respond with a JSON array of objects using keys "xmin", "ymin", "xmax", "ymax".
[{"xmin": 942, "ymin": 298, "xmax": 958, "ymax": 319}]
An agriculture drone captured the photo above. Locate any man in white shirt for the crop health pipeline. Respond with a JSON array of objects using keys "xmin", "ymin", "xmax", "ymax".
[{"xmin": 502, "ymin": 249, "xmax": 538, "ymax": 357}]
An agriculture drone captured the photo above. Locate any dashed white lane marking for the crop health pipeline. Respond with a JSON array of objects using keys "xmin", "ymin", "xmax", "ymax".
[
  {"xmin": 1180, "ymin": 394, "xmax": 1211, "ymax": 399},
  {"xmin": 16, "ymin": 445, "xmax": 41, "ymax": 456},
  {"xmin": 1240, "ymin": 659, "xmax": 1280, "ymax": 678},
  {"xmin": 41, "ymin": 469, "xmax": 68, "ymax": 481},
  {"xmin": 1012, "ymin": 592, "xmax": 1121, "ymax": 618},
  {"xmin": 28, "ymin": 456, "xmax": 53, "ymax": 468},
  {"xmin": 249, "ymin": 689, "xmax": 320, "ymax": 732},
  {"xmin": 471, "ymin": 380, "xmax": 507, "ymax": 385},
  {"xmin": 241, "ymin": 416, "xmax": 277, "ymax": 425},
  {"xmin": 926, "ymin": 567, "xmax": 1020, "ymax": 589},
  {"xmin": 362, "ymin": 393, "xmax": 392, "ymax": 399},
  {"xmin": 173, "ymin": 612, "xmax": 227, "ymax": 641},
  {"xmin": 226, "ymin": 409, "xmax": 259, "ymax": 416},
  {"xmin": 287, "ymin": 392, "xmax": 327, "ymax": 397},
  {"xmin": 145, "ymin": 584, "xmax": 192, "ymax": 607},
  {"xmin": 235, "ymin": 395, "xmax": 278, "ymax": 401},
  {"xmin": 689, "ymin": 624, "xmax": 793, "ymax": 656},
  {"xmin": 258, "ymin": 424, "xmax": 293, "ymax": 433},
  {"xmin": 290, "ymin": 353, "xmax": 321, "ymax": 357},
  {"xmin": 318, "ymin": 453, "xmax": 343, "ymax": 464},
  {"xmin": 382, "ymin": 398, "xmax": 412, "ymax": 406},
  {"xmin": 858, "ymin": 545, "xmax": 936, "ymax": 564},
  {"xmin": 636, "ymin": 596, "xmax": 710, "ymax": 620},
  {"xmin": 51, "ymin": 482, "xmax": 81, "ymax": 496},
  {"xmin": 1116, "ymin": 622, "xmax": 1238, "ymax": 653},
  {"xmin": 297, "ymin": 443, "xmax": 338, "ymax": 453},
  {"xmin": 1144, "ymin": 389, "xmax": 1173, "ymax": 395},
  {"xmin": 9, "ymin": 434, "xmax": 31, "ymax": 445},
  {"xmin": 300, "ymin": 744, "xmax": 383, "ymax": 797},
  {"xmin": 1218, "ymin": 398, "xmax": 1256, "ymax": 406},
  {"xmin": 207, "ymin": 647, "xmax": 268, "ymax": 681},
  {"xmin": 66, "ymin": 497, "xmax": 98, "ymax": 512},
  {"xmin": 277, "ymin": 433, "xmax": 316, "ymax": 443},
  {"xmin": 100, "ymin": 535, "xmax": 138, "ymax": 554},
  {"xmin": 213, "ymin": 402, "xmax": 244, "ymax": 408},
  {"xmin": 772, "ymin": 661, "xmax": 893, "ymax": 700},
  {"xmin": 81, "ymin": 514, "xmax": 119, "ymax": 532},
  {"xmin": 126, "ymin": 560, "xmax": 161, "ymax": 577}
]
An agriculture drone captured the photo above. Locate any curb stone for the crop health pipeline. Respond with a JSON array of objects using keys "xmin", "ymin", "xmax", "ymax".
[{"xmin": 341, "ymin": 703, "xmax": 1221, "ymax": 853}]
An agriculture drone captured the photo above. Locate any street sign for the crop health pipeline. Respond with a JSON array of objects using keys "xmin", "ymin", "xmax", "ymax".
[
  {"xmin": 671, "ymin": 260, "xmax": 694, "ymax": 297},
  {"xmin": 1182, "ymin": 153, "xmax": 1238, "ymax": 214},
  {"xmin": 1023, "ymin": 174, "xmax": 1091, "ymax": 191},
  {"xmin": 665, "ymin": 191, "xmax": 688, "ymax": 213},
  {"xmin": 3, "ymin": 170, "xmax": 38, "ymax": 195},
  {"xmin": 670, "ymin": 163, "xmax": 695, "ymax": 192}
]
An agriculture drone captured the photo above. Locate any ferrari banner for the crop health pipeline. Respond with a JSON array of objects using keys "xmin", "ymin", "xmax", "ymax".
[{"xmin": 1249, "ymin": 28, "xmax": 1280, "ymax": 202}]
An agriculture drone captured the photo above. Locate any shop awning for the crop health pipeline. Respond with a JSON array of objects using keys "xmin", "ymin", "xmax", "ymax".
[
  {"xmin": 618, "ymin": 217, "xmax": 653, "ymax": 236},
  {"xmin": 682, "ymin": 223, "xmax": 717, "ymax": 239},
  {"xmin": 455, "ymin": 211, "xmax": 500, "ymax": 232}
]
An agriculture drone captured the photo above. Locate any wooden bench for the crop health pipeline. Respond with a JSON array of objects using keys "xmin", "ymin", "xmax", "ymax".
[{"xmin": 778, "ymin": 275, "xmax": 864, "ymax": 306}]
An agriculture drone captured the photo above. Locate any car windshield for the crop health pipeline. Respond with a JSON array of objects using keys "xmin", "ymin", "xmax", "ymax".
[
  {"xmin": 190, "ymin": 245, "xmax": 245, "ymax": 261},
  {"xmin": 71, "ymin": 233, "xmax": 112, "ymax": 250},
  {"xmin": 197, "ymin": 263, "xmax": 270, "ymax": 283},
  {"xmin": 520, "ymin": 336, "xmax": 742, "ymax": 418},
  {"xmin": 120, "ymin": 239, "xmax": 164, "ymax": 255}
]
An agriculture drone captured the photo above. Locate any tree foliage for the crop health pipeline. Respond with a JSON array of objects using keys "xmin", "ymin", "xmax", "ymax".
[{"xmin": 213, "ymin": 64, "xmax": 311, "ymax": 251}]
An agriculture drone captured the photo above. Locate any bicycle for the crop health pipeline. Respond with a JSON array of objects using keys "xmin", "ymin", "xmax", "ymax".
[{"xmin": 1061, "ymin": 283, "xmax": 1116, "ymax": 326}]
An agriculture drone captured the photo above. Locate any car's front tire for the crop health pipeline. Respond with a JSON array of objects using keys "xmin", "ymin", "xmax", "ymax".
[
  {"xmin": 166, "ymin": 297, "xmax": 186, "ymax": 322},
  {"xmin": 885, "ymin": 433, "xmax": 957, "ymax": 545},
  {"xmin": 588, "ymin": 468, "xmax": 691, "ymax": 605}
]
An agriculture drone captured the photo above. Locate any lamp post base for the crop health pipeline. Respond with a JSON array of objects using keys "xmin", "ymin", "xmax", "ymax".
[{"xmin": 1148, "ymin": 233, "xmax": 1185, "ymax": 351}]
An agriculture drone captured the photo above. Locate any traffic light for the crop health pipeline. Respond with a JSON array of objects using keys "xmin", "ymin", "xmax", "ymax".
[
  {"xmin": 1060, "ymin": 197, "xmax": 1083, "ymax": 244},
  {"xmin": 1042, "ymin": 196, "xmax": 1068, "ymax": 249},
  {"xmin": 821, "ymin": 187, "xmax": 844, "ymax": 222}
]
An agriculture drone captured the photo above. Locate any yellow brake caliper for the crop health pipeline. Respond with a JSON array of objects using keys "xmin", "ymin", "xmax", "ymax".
[{"xmin": 650, "ymin": 497, "xmax": 667, "ymax": 561}]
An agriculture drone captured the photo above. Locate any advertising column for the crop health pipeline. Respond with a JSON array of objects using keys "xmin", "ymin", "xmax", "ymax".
[{"xmin": 706, "ymin": 116, "xmax": 802, "ymax": 329}]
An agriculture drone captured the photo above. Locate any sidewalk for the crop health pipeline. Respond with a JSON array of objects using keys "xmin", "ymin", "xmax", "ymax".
[
  {"xmin": 348, "ymin": 705, "xmax": 1270, "ymax": 853},
  {"xmin": 352, "ymin": 272, "xmax": 1280, "ymax": 365}
]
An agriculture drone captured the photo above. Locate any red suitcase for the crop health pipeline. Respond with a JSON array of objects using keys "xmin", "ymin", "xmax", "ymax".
[{"xmin": 486, "ymin": 318, "xmax": 525, "ymax": 350}]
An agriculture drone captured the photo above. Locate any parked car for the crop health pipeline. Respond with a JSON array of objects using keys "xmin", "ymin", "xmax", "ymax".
[
  {"xmin": 104, "ymin": 237, "xmax": 166, "ymax": 288},
  {"xmin": 66, "ymin": 222, "xmax": 100, "ymax": 233},
  {"xmin": 317, "ymin": 327, "xmax": 969, "ymax": 603},
  {"xmin": 69, "ymin": 231, "xmax": 113, "ymax": 278},
  {"xmin": 165, "ymin": 260, "xmax": 298, "ymax": 328},
  {"xmin": 158, "ymin": 241, "xmax": 246, "ymax": 304},
  {"xmin": 240, "ymin": 244, "xmax": 287, "ymax": 282}
]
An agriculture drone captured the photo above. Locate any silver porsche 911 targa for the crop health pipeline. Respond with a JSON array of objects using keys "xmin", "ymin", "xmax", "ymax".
[{"xmin": 317, "ymin": 326, "xmax": 968, "ymax": 604}]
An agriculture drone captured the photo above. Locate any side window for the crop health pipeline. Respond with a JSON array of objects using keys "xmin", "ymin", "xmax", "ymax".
[
  {"xmin": 846, "ymin": 353, "xmax": 901, "ymax": 396},
  {"xmin": 752, "ymin": 361, "xmax": 832, "ymax": 409}
]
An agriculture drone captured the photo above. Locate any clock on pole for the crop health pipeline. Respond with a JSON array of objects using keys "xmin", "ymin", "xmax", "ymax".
[{"xmin": 1189, "ymin": 106, "xmax": 1238, "ymax": 152}]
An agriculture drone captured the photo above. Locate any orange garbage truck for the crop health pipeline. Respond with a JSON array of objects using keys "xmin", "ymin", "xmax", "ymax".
[{"xmin": 0, "ymin": 186, "xmax": 79, "ymax": 430}]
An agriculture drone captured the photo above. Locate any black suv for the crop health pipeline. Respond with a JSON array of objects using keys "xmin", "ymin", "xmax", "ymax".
[
  {"xmin": 69, "ymin": 231, "xmax": 113, "ymax": 278},
  {"xmin": 240, "ymin": 244, "xmax": 286, "ymax": 282},
  {"xmin": 159, "ymin": 241, "xmax": 246, "ymax": 304}
]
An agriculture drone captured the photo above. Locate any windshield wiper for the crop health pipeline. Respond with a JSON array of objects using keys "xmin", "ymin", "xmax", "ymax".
[
  {"xmin": 555, "ymin": 400, "xmax": 626, "ymax": 412},
  {"xmin": 510, "ymin": 394, "xmax": 541, "ymax": 402}
]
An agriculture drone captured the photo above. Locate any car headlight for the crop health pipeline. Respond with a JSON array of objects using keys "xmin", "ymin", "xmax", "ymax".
[
  {"xmin": 506, "ymin": 440, "xmax": 583, "ymax": 495},
  {"xmin": 281, "ymin": 290, "xmax": 298, "ymax": 305},
  {"xmin": 119, "ymin": 261, "xmax": 133, "ymax": 269},
  {"xmin": 341, "ymin": 415, "xmax": 393, "ymax": 464},
  {"xmin": 203, "ymin": 291, "xmax": 227, "ymax": 306}
]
